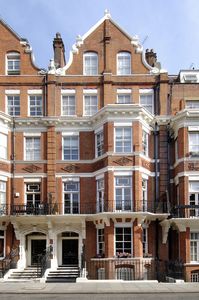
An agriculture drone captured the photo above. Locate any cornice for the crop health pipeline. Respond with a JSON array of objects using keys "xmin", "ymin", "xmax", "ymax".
[{"xmin": 0, "ymin": 104, "xmax": 156, "ymax": 131}]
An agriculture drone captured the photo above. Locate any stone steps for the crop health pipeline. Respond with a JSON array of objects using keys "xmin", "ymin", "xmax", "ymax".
[{"xmin": 46, "ymin": 265, "xmax": 80, "ymax": 283}]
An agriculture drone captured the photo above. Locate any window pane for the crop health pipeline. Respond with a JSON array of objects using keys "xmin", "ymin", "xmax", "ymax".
[
  {"xmin": 7, "ymin": 95, "xmax": 20, "ymax": 116},
  {"xmin": 84, "ymin": 95, "xmax": 98, "ymax": 116},
  {"xmin": 117, "ymin": 52, "xmax": 131, "ymax": 75},
  {"xmin": 26, "ymin": 137, "xmax": 40, "ymax": 160},
  {"xmin": 84, "ymin": 52, "xmax": 98, "ymax": 75},
  {"xmin": 63, "ymin": 136, "xmax": 79, "ymax": 160}
]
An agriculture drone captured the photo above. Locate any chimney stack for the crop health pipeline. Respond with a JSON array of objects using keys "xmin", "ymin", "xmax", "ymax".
[
  {"xmin": 145, "ymin": 49, "xmax": 157, "ymax": 67},
  {"xmin": 53, "ymin": 32, "xmax": 66, "ymax": 69}
]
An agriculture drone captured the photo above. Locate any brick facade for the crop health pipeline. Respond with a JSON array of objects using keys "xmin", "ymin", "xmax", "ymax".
[{"xmin": 0, "ymin": 12, "xmax": 199, "ymax": 282}]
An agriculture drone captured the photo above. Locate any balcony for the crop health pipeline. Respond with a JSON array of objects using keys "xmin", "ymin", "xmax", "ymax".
[
  {"xmin": 171, "ymin": 205, "xmax": 199, "ymax": 218},
  {"xmin": 0, "ymin": 200, "xmax": 168, "ymax": 216}
]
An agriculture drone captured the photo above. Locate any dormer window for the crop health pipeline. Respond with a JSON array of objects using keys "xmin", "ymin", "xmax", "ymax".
[
  {"xmin": 117, "ymin": 52, "xmax": 131, "ymax": 75},
  {"xmin": 83, "ymin": 52, "xmax": 98, "ymax": 75},
  {"xmin": 6, "ymin": 52, "xmax": 20, "ymax": 75},
  {"xmin": 180, "ymin": 71, "xmax": 199, "ymax": 83},
  {"xmin": 186, "ymin": 100, "xmax": 199, "ymax": 109},
  {"xmin": 184, "ymin": 74, "xmax": 197, "ymax": 83}
]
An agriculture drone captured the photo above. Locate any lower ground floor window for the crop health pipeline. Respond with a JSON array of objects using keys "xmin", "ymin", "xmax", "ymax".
[
  {"xmin": 0, "ymin": 230, "xmax": 5, "ymax": 258},
  {"xmin": 116, "ymin": 267, "xmax": 134, "ymax": 280},
  {"xmin": 115, "ymin": 227, "xmax": 132, "ymax": 256},
  {"xmin": 191, "ymin": 271, "xmax": 199, "ymax": 282},
  {"xmin": 97, "ymin": 268, "xmax": 105, "ymax": 279}
]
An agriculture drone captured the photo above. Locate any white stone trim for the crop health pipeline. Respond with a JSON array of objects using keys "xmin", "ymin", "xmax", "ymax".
[
  {"xmin": 62, "ymin": 131, "xmax": 79, "ymax": 136},
  {"xmin": 139, "ymin": 89, "xmax": 154, "ymax": 94},
  {"xmin": 27, "ymin": 89, "xmax": 42, "ymax": 95},
  {"xmin": 114, "ymin": 122, "xmax": 132, "ymax": 127},
  {"xmin": 24, "ymin": 178, "xmax": 41, "ymax": 182},
  {"xmin": 62, "ymin": 177, "xmax": 80, "ymax": 182},
  {"xmin": 5, "ymin": 89, "xmax": 20, "ymax": 95},
  {"xmin": 117, "ymin": 89, "xmax": 132, "ymax": 94},
  {"xmin": 61, "ymin": 89, "xmax": 76, "ymax": 94},
  {"xmin": 114, "ymin": 171, "xmax": 132, "ymax": 176},
  {"xmin": 94, "ymin": 126, "xmax": 103, "ymax": 134},
  {"xmin": 95, "ymin": 173, "xmax": 104, "ymax": 180},
  {"xmin": 23, "ymin": 132, "xmax": 41, "ymax": 137},
  {"xmin": 0, "ymin": 175, "xmax": 8, "ymax": 182},
  {"xmin": 83, "ymin": 89, "xmax": 98, "ymax": 94},
  {"xmin": 188, "ymin": 126, "xmax": 199, "ymax": 131},
  {"xmin": 142, "ymin": 173, "xmax": 149, "ymax": 180}
]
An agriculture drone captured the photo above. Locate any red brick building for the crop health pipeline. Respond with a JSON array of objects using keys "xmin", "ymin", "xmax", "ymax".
[{"xmin": 0, "ymin": 11, "xmax": 199, "ymax": 282}]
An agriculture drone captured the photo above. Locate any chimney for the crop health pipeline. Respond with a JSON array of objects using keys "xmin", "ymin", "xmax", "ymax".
[
  {"xmin": 145, "ymin": 49, "xmax": 157, "ymax": 67},
  {"xmin": 53, "ymin": 32, "xmax": 66, "ymax": 68}
]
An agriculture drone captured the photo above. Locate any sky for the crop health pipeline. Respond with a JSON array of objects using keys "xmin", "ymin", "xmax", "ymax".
[{"xmin": 0, "ymin": 0, "xmax": 199, "ymax": 74}]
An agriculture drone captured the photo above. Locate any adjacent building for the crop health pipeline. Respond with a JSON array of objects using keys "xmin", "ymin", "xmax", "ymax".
[{"xmin": 0, "ymin": 11, "xmax": 199, "ymax": 282}]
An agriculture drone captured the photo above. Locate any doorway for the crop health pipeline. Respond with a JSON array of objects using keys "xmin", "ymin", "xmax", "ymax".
[
  {"xmin": 62, "ymin": 239, "xmax": 78, "ymax": 265},
  {"xmin": 31, "ymin": 239, "xmax": 46, "ymax": 265}
]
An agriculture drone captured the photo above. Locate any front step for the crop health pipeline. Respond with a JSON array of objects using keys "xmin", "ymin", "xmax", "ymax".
[
  {"xmin": 46, "ymin": 265, "xmax": 80, "ymax": 283},
  {"xmin": 5, "ymin": 267, "xmax": 40, "ymax": 281}
]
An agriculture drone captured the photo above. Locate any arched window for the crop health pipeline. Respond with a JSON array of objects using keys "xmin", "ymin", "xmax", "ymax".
[
  {"xmin": 117, "ymin": 52, "xmax": 131, "ymax": 75},
  {"xmin": 6, "ymin": 51, "xmax": 20, "ymax": 75},
  {"xmin": 83, "ymin": 52, "xmax": 98, "ymax": 75}
]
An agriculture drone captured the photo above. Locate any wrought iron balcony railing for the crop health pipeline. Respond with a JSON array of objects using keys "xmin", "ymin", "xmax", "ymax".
[
  {"xmin": 171, "ymin": 204, "xmax": 199, "ymax": 218},
  {"xmin": 0, "ymin": 200, "xmax": 168, "ymax": 216}
]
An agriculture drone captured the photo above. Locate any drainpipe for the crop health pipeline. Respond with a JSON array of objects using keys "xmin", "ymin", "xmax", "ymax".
[
  {"xmin": 11, "ymin": 118, "xmax": 16, "ymax": 210},
  {"xmin": 154, "ymin": 83, "xmax": 159, "ymax": 262}
]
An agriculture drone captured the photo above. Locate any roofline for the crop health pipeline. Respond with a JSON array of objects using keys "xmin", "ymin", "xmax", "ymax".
[
  {"xmin": 0, "ymin": 17, "xmax": 23, "ymax": 41},
  {"xmin": 55, "ymin": 11, "xmax": 162, "ymax": 75}
]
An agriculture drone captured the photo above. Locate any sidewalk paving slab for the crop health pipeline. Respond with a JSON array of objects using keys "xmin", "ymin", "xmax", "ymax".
[{"xmin": 0, "ymin": 281, "xmax": 199, "ymax": 294}]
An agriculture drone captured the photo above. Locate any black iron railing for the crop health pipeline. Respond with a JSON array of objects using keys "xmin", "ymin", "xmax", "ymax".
[
  {"xmin": 171, "ymin": 205, "xmax": 199, "ymax": 218},
  {"xmin": 0, "ymin": 200, "xmax": 169, "ymax": 216},
  {"xmin": 36, "ymin": 247, "xmax": 52, "ymax": 278}
]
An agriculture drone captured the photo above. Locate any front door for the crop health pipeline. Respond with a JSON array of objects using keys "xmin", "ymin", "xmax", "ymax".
[
  {"xmin": 31, "ymin": 239, "xmax": 46, "ymax": 265},
  {"xmin": 62, "ymin": 239, "xmax": 78, "ymax": 265}
]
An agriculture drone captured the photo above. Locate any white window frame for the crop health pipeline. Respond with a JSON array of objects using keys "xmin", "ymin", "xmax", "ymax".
[
  {"xmin": 63, "ymin": 135, "xmax": 79, "ymax": 161},
  {"xmin": 6, "ymin": 94, "xmax": 20, "ymax": 116},
  {"xmin": 28, "ymin": 94, "xmax": 43, "ymax": 116},
  {"xmin": 139, "ymin": 89, "xmax": 154, "ymax": 114},
  {"xmin": 189, "ymin": 182, "xmax": 199, "ymax": 217},
  {"xmin": 0, "ymin": 133, "xmax": 7, "ymax": 160},
  {"xmin": 186, "ymin": 100, "xmax": 199, "ymax": 109},
  {"xmin": 142, "ymin": 130, "xmax": 149, "ymax": 156},
  {"xmin": 63, "ymin": 181, "xmax": 79, "ymax": 214},
  {"xmin": 0, "ymin": 230, "xmax": 5, "ymax": 259},
  {"xmin": 83, "ymin": 52, "xmax": 98, "ymax": 75},
  {"xmin": 97, "ymin": 228, "xmax": 105, "ymax": 255},
  {"xmin": 0, "ymin": 181, "xmax": 6, "ymax": 207},
  {"xmin": 96, "ymin": 178, "xmax": 104, "ymax": 213},
  {"xmin": 117, "ymin": 89, "xmax": 132, "ymax": 104},
  {"xmin": 142, "ymin": 178, "xmax": 148, "ymax": 212},
  {"xmin": 190, "ymin": 232, "xmax": 199, "ymax": 263},
  {"xmin": 114, "ymin": 176, "xmax": 132, "ymax": 211},
  {"xmin": 25, "ymin": 136, "xmax": 41, "ymax": 161},
  {"xmin": 142, "ymin": 227, "xmax": 148, "ymax": 256},
  {"xmin": 6, "ymin": 52, "xmax": 20, "ymax": 75},
  {"xmin": 115, "ymin": 226, "xmax": 132, "ymax": 255},
  {"xmin": 61, "ymin": 90, "xmax": 76, "ymax": 116},
  {"xmin": 25, "ymin": 183, "xmax": 41, "ymax": 207},
  {"xmin": 189, "ymin": 132, "xmax": 199, "ymax": 156},
  {"xmin": 114, "ymin": 127, "xmax": 132, "ymax": 153},
  {"xmin": 95, "ymin": 130, "xmax": 104, "ymax": 158},
  {"xmin": 83, "ymin": 91, "xmax": 98, "ymax": 116},
  {"xmin": 117, "ymin": 52, "xmax": 131, "ymax": 75}
]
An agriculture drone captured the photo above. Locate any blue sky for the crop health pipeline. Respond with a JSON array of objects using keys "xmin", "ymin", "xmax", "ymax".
[{"xmin": 0, "ymin": 0, "xmax": 198, "ymax": 74}]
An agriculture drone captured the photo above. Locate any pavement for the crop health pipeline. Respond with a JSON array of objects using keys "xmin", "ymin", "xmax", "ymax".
[{"xmin": 0, "ymin": 280, "xmax": 199, "ymax": 294}]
